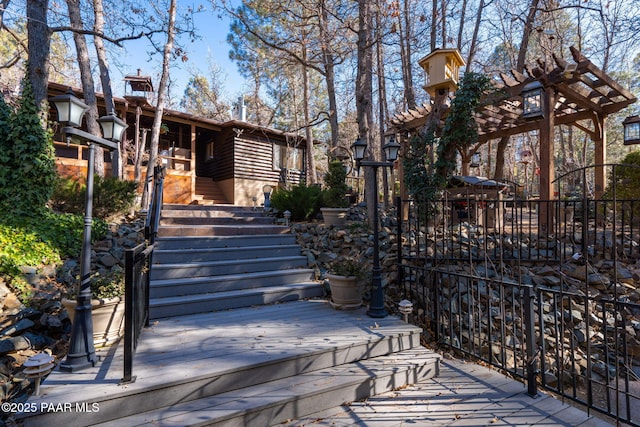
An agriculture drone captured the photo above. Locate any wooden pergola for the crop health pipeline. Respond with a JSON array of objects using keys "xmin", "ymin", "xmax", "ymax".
[{"xmin": 390, "ymin": 46, "xmax": 636, "ymax": 231}]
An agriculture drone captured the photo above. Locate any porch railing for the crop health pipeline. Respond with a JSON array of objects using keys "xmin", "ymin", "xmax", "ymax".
[{"xmin": 120, "ymin": 165, "xmax": 165, "ymax": 384}]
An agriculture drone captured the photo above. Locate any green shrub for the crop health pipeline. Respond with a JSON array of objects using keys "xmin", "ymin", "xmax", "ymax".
[
  {"xmin": 0, "ymin": 211, "xmax": 108, "ymax": 304},
  {"xmin": 320, "ymin": 160, "xmax": 349, "ymax": 208},
  {"xmin": 50, "ymin": 175, "xmax": 137, "ymax": 220},
  {"xmin": 605, "ymin": 152, "xmax": 640, "ymax": 222},
  {"xmin": 66, "ymin": 270, "xmax": 124, "ymax": 300},
  {"xmin": 270, "ymin": 184, "xmax": 322, "ymax": 221}
]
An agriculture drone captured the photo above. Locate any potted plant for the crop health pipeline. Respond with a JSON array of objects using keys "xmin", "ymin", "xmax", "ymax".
[
  {"xmin": 62, "ymin": 270, "xmax": 125, "ymax": 348},
  {"xmin": 320, "ymin": 160, "xmax": 350, "ymax": 226},
  {"xmin": 326, "ymin": 257, "xmax": 368, "ymax": 310}
]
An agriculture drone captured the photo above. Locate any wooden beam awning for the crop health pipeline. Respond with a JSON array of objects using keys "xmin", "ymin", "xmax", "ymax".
[{"xmin": 390, "ymin": 46, "xmax": 637, "ymax": 141}]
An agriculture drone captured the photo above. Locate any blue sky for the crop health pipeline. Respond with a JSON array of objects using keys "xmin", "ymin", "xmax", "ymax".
[{"xmin": 113, "ymin": 3, "xmax": 247, "ymax": 103}]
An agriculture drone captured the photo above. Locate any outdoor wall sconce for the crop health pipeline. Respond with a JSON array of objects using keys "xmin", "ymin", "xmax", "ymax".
[
  {"xmin": 623, "ymin": 115, "xmax": 640, "ymax": 145},
  {"xmin": 521, "ymin": 80, "xmax": 544, "ymax": 119}
]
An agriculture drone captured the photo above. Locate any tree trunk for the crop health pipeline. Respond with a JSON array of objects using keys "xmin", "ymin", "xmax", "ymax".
[
  {"xmin": 465, "ymin": 0, "xmax": 485, "ymax": 67},
  {"xmin": 26, "ymin": 0, "xmax": 51, "ymax": 113},
  {"xmin": 430, "ymin": 0, "xmax": 437, "ymax": 51},
  {"xmin": 93, "ymin": 0, "xmax": 121, "ymax": 178},
  {"xmin": 318, "ymin": 0, "xmax": 339, "ymax": 149},
  {"xmin": 67, "ymin": 0, "xmax": 105, "ymax": 177},
  {"xmin": 141, "ymin": 0, "xmax": 176, "ymax": 209},
  {"xmin": 398, "ymin": 0, "xmax": 416, "ymax": 109},
  {"xmin": 457, "ymin": 0, "xmax": 467, "ymax": 50},
  {"xmin": 376, "ymin": 6, "xmax": 390, "ymax": 206},
  {"xmin": 302, "ymin": 45, "xmax": 317, "ymax": 184},
  {"xmin": 356, "ymin": 0, "xmax": 376, "ymax": 228},
  {"xmin": 494, "ymin": 0, "xmax": 539, "ymax": 179}
]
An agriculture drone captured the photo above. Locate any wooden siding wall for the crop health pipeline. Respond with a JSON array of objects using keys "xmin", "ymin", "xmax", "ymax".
[
  {"xmin": 234, "ymin": 135, "xmax": 301, "ymax": 183},
  {"xmin": 212, "ymin": 131, "xmax": 234, "ymax": 182}
]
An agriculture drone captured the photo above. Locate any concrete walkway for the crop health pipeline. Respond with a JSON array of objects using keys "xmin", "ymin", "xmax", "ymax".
[{"xmin": 283, "ymin": 355, "xmax": 618, "ymax": 427}]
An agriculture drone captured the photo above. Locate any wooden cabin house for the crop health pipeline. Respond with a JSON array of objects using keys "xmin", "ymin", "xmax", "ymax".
[{"xmin": 48, "ymin": 81, "xmax": 306, "ymax": 206}]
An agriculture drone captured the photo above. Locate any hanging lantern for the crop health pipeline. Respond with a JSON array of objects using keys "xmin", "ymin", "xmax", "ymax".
[
  {"xmin": 522, "ymin": 80, "xmax": 544, "ymax": 119},
  {"xmin": 623, "ymin": 115, "xmax": 640, "ymax": 145},
  {"xmin": 471, "ymin": 152, "xmax": 481, "ymax": 168}
]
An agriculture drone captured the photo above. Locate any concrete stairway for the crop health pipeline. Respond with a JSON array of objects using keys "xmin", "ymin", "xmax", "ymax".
[
  {"xmin": 17, "ymin": 204, "xmax": 441, "ymax": 427},
  {"xmin": 194, "ymin": 176, "xmax": 229, "ymax": 205},
  {"xmin": 149, "ymin": 204, "xmax": 324, "ymax": 319},
  {"xmin": 19, "ymin": 303, "xmax": 439, "ymax": 427}
]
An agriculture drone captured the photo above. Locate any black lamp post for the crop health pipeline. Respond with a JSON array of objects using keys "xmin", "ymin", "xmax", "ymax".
[
  {"xmin": 50, "ymin": 89, "xmax": 127, "ymax": 372},
  {"xmin": 351, "ymin": 134, "xmax": 400, "ymax": 318}
]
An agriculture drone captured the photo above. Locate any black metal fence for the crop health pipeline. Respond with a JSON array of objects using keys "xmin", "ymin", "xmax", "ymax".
[
  {"xmin": 397, "ymin": 165, "xmax": 640, "ymax": 425},
  {"xmin": 120, "ymin": 165, "xmax": 164, "ymax": 384}
]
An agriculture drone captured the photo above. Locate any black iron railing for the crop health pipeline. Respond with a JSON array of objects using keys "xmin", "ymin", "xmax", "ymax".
[
  {"xmin": 400, "ymin": 263, "xmax": 640, "ymax": 424},
  {"xmin": 120, "ymin": 242, "xmax": 153, "ymax": 384},
  {"xmin": 120, "ymin": 165, "xmax": 164, "ymax": 384},
  {"xmin": 145, "ymin": 165, "xmax": 165, "ymax": 244},
  {"xmin": 396, "ymin": 165, "xmax": 640, "ymax": 425}
]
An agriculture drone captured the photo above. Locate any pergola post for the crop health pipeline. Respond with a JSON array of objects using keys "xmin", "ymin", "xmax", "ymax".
[
  {"xmin": 594, "ymin": 114, "xmax": 607, "ymax": 199},
  {"xmin": 538, "ymin": 85, "xmax": 555, "ymax": 233}
]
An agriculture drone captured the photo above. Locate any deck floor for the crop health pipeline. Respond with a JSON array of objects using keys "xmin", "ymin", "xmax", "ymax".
[
  {"xmin": 284, "ymin": 355, "xmax": 619, "ymax": 426},
  {"xmin": 32, "ymin": 300, "xmax": 616, "ymax": 426}
]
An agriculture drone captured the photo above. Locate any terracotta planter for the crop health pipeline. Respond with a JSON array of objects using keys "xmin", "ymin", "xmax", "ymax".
[
  {"xmin": 327, "ymin": 274, "xmax": 363, "ymax": 310},
  {"xmin": 321, "ymin": 207, "xmax": 349, "ymax": 226},
  {"xmin": 62, "ymin": 297, "xmax": 125, "ymax": 348}
]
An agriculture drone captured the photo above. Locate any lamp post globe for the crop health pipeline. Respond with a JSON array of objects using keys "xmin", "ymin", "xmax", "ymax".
[
  {"xmin": 49, "ymin": 88, "xmax": 88, "ymax": 128},
  {"xmin": 383, "ymin": 134, "xmax": 400, "ymax": 162},
  {"xmin": 351, "ymin": 136, "xmax": 367, "ymax": 161},
  {"xmin": 98, "ymin": 112, "xmax": 128, "ymax": 142}
]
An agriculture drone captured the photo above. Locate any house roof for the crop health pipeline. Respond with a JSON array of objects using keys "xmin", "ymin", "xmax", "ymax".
[{"xmin": 47, "ymin": 81, "xmax": 307, "ymax": 144}]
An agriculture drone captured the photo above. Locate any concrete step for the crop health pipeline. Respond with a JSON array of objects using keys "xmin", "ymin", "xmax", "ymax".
[
  {"xmin": 93, "ymin": 349, "xmax": 439, "ymax": 427},
  {"xmin": 150, "ymin": 256, "xmax": 309, "ymax": 281},
  {"xmin": 153, "ymin": 244, "xmax": 303, "ymax": 263},
  {"xmin": 154, "ymin": 234, "xmax": 297, "ymax": 250},
  {"xmin": 150, "ymin": 269, "xmax": 316, "ymax": 298},
  {"xmin": 194, "ymin": 177, "xmax": 229, "ymax": 204},
  {"xmin": 162, "ymin": 203, "xmax": 257, "ymax": 212},
  {"xmin": 157, "ymin": 224, "xmax": 291, "ymax": 237},
  {"xmin": 161, "ymin": 208, "xmax": 266, "ymax": 218},
  {"xmin": 149, "ymin": 282, "xmax": 325, "ymax": 319},
  {"xmin": 19, "ymin": 315, "xmax": 434, "ymax": 426},
  {"xmin": 160, "ymin": 215, "xmax": 276, "ymax": 226}
]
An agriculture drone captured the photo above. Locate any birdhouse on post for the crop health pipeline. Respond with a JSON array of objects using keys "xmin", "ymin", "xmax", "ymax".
[
  {"xmin": 123, "ymin": 69, "xmax": 154, "ymax": 105},
  {"xmin": 418, "ymin": 48, "xmax": 465, "ymax": 98}
]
